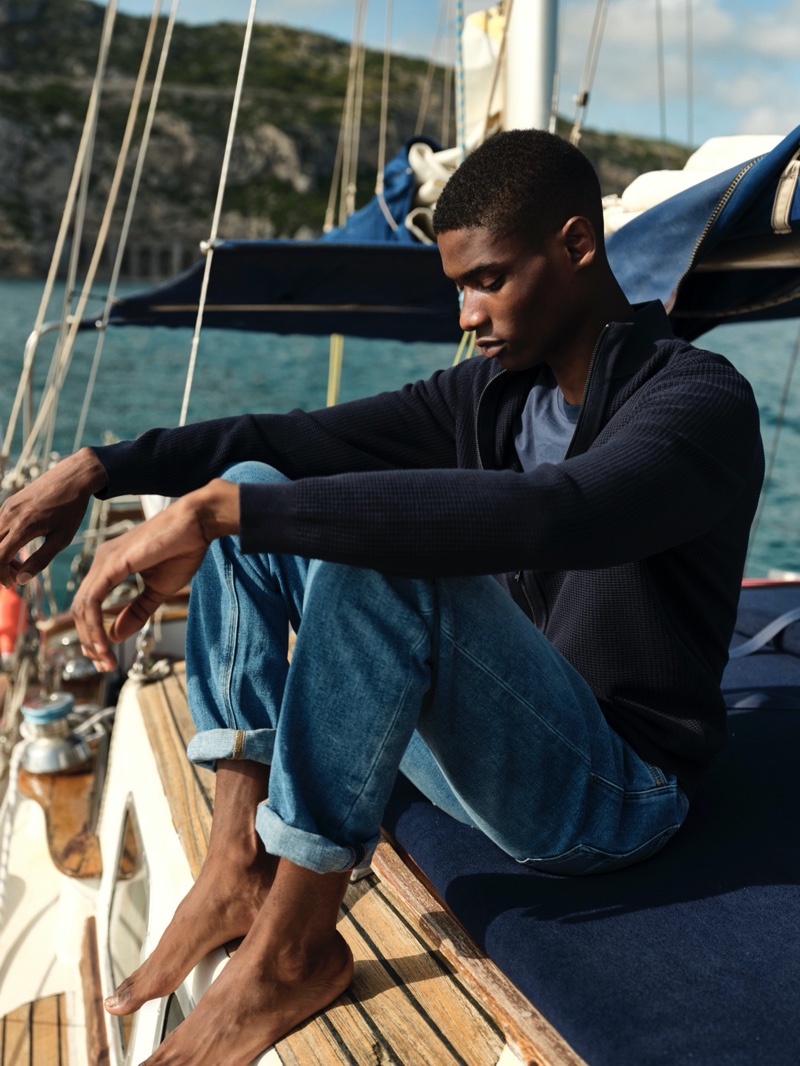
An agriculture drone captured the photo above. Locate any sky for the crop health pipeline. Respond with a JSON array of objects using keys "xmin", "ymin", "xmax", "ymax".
[{"xmin": 108, "ymin": 0, "xmax": 800, "ymax": 149}]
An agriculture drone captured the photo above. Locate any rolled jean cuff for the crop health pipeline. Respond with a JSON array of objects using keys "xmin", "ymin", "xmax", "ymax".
[
  {"xmin": 186, "ymin": 727, "xmax": 276, "ymax": 770},
  {"xmin": 256, "ymin": 803, "xmax": 379, "ymax": 874}
]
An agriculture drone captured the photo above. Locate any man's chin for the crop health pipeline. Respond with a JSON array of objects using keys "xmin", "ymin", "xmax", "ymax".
[{"xmin": 496, "ymin": 350, "xmax": 543, "ymax": 372}]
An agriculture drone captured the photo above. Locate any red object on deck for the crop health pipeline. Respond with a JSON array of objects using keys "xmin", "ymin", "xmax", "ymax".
[{"xmin": 0, "ymin": 586, "xmax": 27, "ymax": 655}]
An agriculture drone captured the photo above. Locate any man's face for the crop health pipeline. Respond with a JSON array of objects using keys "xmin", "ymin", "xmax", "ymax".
[{"xmin": 437, "ymin": 226, "xmax": 571, "ymax": 372}]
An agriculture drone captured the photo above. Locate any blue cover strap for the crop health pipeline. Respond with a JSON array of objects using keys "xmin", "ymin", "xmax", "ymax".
[{"xmin": 728, "ymin": 604, "xmax": 800, "ymax": 658}]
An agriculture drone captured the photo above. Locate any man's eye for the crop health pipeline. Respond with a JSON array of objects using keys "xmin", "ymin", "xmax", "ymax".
[{"xmin": 484, "ymin": 278, "xmax": 503, "ymax": 292}]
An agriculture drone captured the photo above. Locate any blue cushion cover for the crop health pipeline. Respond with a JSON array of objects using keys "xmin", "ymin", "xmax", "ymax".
[{"xmin": 383, "ymin": 584, "xmax": 800, "ymax": 1065}]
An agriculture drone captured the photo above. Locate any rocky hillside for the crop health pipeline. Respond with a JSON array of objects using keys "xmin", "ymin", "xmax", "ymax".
[{"xmin": 0, "ymin": 0, "xmax": 690, "ymax": 278}]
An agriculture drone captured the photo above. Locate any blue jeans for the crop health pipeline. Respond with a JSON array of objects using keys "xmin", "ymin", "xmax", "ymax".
[{"xmin": 185, "ymin": 462, "xmax": 688, "ymax": 876}]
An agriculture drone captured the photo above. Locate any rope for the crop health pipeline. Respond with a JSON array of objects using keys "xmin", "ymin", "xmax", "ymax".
[
  {"xmin": 337, "ymin": 0, "xmax": 369, "ymax": 227},
  {"xmin": 1, "ymin": 0, "xmax": 120, "ymax": 470},
  {"xmin": 179, "ymin": 0, "xmax": 259, "ymax": 427},
  {"xmin": 747, "ymin": 321, "xmax": 800, "ymax": 569},
  {"xmin": 452, "ymin": 331, "xmax": 475, "ymax": 366},
  {"xmin": 0, "ymin": 740, "xmax": 27, "ymax": 932},
  {"xmin": 569, "ymin": 0, "xmax": 609, "ymax": 146},
  {"xmin": 327, "ymin": 334, "xmax": 345, "ymax": 406},
  {"xmin": 483, "ymin": 0, "xmax": 514, "ymax": 140},
  {"xmin": 74, "ymin": 0, "xmax": 181, "ymax": 451},
  {"xmin": 13, "ymin": 0, "xmax": 164, "ymax": 479}
]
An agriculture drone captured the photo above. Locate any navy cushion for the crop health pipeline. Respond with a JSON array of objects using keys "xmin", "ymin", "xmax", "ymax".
[{"xmin": 384, "ymin": 585, "xmax": 800, "ymax": 1065}]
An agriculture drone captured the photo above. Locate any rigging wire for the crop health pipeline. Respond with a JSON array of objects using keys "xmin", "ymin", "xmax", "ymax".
[
  {"xmin": 337, "ymin": 0, "xmax": 369, "ymax": 227},
  {"xmin": 686, "ymin": 0, "xmax": 694, "ymax": 146},
  {"xmin": 415, "ymin": 0, "xmax": 448, "ymax": 137},
  {"xmin": 454, "ymin": 0, "xmax": 467, "ymax": 159},
  {"xmin": 323, "ymin": 96, "xmax": 349, "ymax": 232},
  {"xmin": 1, "ymin": 0, "xmax": 120, "ymax": 473},
  {"xmin": 569, "ymin": 0, "xmax": 609, "ymax": 146},
  {"xmin": 74, "ymin": 0, "xmax": 182, "ymax": 452},
  {"xmin": 179, "ymin": 0, "xmax": 259, "ymax": 428},
  {"xmin": 441, "ymin": 13, "xmax": 454, "ymax": 148},
  {"xmin": 43, "ymin": 0, "xmax": 166, "ymax": 466},
  {"xmin": 747, "ymin": 321, "xmax": 800, "ymax": 570},
  {"xmin": 375, "ymin": 0, "xmax": 398, "ymax": 231},
  {"xmin": 655, "ymin": 0, "xmax": 668, "ymax": 165},
  {"xmin": 13, "ymin": 0, "xmax": 164, "ymax": 481},
  {"xmin": 346, "ymin": 4, "xmax": 369, "ymax": 220}
]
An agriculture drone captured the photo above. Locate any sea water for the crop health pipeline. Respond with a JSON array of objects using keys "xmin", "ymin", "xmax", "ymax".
[{"xmin": 0, "ymin": 278, "xmax": 798, "ymax": 590}]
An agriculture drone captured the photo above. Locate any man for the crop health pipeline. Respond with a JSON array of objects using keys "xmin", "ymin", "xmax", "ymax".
[{"xmin": 0, "ymin": 130, "xmax": 763, "ymax": 1065}]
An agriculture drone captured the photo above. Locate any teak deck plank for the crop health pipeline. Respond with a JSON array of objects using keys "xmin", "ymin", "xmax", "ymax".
[
  {"xmin": 137, "ymin": 663, "xmax": 578, "ymax": 1065},
  {"xmin": 1, "ymin": 994, "xmax": 70, "ymax": 1066},
  {"xmin": 139, "ymin": 664, "xmax": 214, "ymax": 880}
]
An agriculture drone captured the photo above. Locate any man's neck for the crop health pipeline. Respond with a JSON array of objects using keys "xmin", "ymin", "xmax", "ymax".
[{"xmin": 550, "ymin": 286, "xmax": 632, "ymax": 405}]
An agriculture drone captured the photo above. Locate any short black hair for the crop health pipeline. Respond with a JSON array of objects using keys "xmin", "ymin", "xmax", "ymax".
[{"xmin": 432, "ymin": 129, "xmax": 603, "ymax": 246}]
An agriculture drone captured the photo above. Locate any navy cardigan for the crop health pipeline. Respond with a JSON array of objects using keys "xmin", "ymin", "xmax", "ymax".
[{"xmin": 94, "ymin": 302, "xmax": 763, "ymax": 793}]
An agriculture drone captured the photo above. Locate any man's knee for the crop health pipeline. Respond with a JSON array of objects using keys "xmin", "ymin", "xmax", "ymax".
[
  {"xmin": 220, "ymin": 461, "xmax": 289, "ymax": 487},
  {"xmin": 304, "ymin": 561, "xmax": 435, "ymax": 622}
]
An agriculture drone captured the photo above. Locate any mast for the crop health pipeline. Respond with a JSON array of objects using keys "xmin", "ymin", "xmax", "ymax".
[{"xmin": 503, "ymin": 0, "xmax": 558, "ymax": 130}]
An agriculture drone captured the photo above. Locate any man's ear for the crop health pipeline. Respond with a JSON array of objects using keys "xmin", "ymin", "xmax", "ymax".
[{"xmin": 561, "ymin": 216, "xmax": 597, "ymax": 270}]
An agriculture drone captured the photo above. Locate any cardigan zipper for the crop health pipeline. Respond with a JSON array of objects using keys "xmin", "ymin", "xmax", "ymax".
[
  {"xmin": 474, "ymin": 368, "xmax": 507, "ymax": 470},
  {"xmin": 564, "ymin": 322, "xmax": 611, "ymax": 461}
]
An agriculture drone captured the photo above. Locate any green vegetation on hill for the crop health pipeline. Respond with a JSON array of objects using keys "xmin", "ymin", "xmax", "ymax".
[{"xmin": 0, "ymin": 0, "xmax": 690, "ymax": 277}]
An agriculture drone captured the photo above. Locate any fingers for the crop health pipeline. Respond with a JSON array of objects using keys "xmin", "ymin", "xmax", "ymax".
[
  {"xmin": 71, "ymin": 544, "xmax": 135, "ymax": 672},
  {"xmin": 109, "ymin": 590, "xmax": 168, "ymax": 644},
  {"xmin": 11, "ymin": 538, "xmax": 68, "ymax": 586}
]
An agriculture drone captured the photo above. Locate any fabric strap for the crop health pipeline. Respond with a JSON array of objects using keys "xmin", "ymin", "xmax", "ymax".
[{"xmin": 728, "ymin": 605, "xmax": 800, "ymax": 658}]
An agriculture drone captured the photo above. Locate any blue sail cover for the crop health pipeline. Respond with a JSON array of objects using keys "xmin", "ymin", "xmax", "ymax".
[
  {"xmin": 103, "ymin": 138, "xmax": 461, "ymax": 344},
  {"xmin": 100, "ymin": 128, "xmax": 800, "ymax": 344},
  {"xmin": 607, "ymin": 123, "xmax": 800, "ymax": 340}
]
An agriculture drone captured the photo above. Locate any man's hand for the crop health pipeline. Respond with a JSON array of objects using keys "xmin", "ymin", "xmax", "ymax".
[
  {"xmin": 71, "ymin": 478, "xmax": 240, "ymax": 672},
  {"xmin": 0, "ymin": 448, "xmax": 108, "ymax": 588}
]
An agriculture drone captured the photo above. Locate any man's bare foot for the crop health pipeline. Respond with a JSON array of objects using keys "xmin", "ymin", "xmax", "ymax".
[
  {"xmin": 106, "ymin": 758, "xmax": 273, "ymax": 1016},
  {"xmin": 138, "ymin": 927, "xmax": 353, "ymax": 1065},
  {"xmin": 105, "ymin": 845, "xmax": 276, "ymax": 1016}
]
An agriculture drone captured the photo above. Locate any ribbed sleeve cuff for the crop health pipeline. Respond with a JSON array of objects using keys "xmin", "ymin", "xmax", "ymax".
[{"xmin": 91, "ymin": 441, "xmax": 146, "ymax": 499}]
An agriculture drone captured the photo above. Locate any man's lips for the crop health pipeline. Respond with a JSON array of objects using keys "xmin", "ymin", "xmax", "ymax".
[{"xmin": 476, "ymin": 338, "xmax": 505, "ymax": 358}]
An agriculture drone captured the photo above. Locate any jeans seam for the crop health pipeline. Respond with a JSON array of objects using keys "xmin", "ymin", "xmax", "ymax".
[
  {"xmin": 333, "ymin": 621, "xmax": 430, "ymax": 843},
  {"xmin": 222, "ymin": 540, "xmax": 241, "ymax": 731},
  {"xmin": 444, "ymin": 630, "xmax": 593, "ymax": 767}
]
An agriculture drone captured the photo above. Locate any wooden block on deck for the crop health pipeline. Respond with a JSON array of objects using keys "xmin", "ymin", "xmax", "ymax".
[
  {"xmin": 18, "ymin": 766, "xmax": 102, "ymax": 879},
  {"xmin": 80, "ymin": 916, "xmax": 110, "ymax": 1066}
]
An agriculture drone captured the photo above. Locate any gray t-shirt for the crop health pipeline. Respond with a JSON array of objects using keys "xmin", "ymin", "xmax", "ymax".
[{"xmin": 514, "ymin": 367, "xmax": 581, "ymax": 471}]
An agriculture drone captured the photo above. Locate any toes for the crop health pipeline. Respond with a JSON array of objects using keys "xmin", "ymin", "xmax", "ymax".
[{"xmin": 105, "ymin": 968, "xmax": 168, "ymax": 1016}]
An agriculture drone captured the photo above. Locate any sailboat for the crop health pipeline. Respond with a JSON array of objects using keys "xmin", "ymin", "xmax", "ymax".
[{"xmin": 1, "ymin": 1, "xmax": 800, "ymax": 1063}]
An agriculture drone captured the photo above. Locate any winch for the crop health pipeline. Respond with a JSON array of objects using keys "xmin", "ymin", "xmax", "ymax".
[{"xmin": 20, "ymin": 692, "xmax": 91, "ymax": 774}]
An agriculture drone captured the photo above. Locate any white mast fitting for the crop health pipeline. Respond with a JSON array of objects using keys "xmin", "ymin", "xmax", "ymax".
[{"xmin": 504, "ymin": 0, "xmax": 558, "ymax": 131}]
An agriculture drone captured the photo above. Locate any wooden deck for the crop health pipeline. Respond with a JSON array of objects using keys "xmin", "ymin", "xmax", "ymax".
[
  {"xmin": 138, "ymin": 664, "xmax": 583, "ymax": 1066},
  {"xmin": 0, "ymin": 995, "xmax": 72, "ymax": 1066}
]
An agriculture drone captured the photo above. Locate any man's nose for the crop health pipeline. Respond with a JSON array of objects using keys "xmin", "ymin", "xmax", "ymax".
[{"xmin": 459, "ymin": 289, "xmax": 486, "ymax": 332}]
